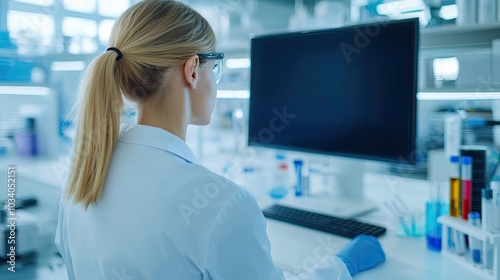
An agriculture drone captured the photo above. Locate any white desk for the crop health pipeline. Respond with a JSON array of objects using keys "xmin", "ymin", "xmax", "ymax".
[
  {"xmin": 239, "ymin": 171, "xmax": 482, "ymax": 280},
  {"xmin": 1, "ymin": 156, "xmax": 483, "ymax": 280}
]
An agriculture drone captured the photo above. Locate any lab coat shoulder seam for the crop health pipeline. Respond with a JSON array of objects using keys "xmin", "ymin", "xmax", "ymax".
[{"xmin": 116, "ymin": 140, "xmax": 194, "ymax": 163}]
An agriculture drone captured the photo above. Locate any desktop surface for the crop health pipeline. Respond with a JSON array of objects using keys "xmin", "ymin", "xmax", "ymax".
[
  {"xmin": 200, "ymin": 146, "xmax": 479, "ymax": 279},
  {"xmin": 253, "ymin": 172, "xmax": 481, "ymax": 280},
  {"xmin": 3, "ymin": 151, "xmax": 484, "ymax": 279},
  {"xmin": 266, "ymin": 218, "xmax": 479, "ymax": 280}
]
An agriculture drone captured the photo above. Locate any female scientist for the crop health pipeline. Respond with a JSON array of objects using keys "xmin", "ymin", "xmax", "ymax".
[{"xmin": 55, "ymin": 0, "xmax": 385, "ymax": 279}]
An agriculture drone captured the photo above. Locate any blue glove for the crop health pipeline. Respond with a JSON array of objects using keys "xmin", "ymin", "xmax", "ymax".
[{"xmin": 336, "ymin": 234, "xmax": 386, "ymax": 276}]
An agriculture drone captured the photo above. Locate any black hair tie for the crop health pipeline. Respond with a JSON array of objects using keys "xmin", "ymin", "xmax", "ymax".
[{"xmin": 106, "ymin": 47, "xmax": 123, "ymax": 62}]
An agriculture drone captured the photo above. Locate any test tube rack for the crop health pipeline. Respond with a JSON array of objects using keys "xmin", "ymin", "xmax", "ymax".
[{"xmin": 438, "ymin": 215, "xmax": 500, "ymax": 280}]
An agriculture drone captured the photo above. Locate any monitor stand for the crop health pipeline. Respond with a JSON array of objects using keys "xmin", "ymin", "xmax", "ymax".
[{"xmin": 278, "ymin": 157, "xmax": 378, "ymax": 218}]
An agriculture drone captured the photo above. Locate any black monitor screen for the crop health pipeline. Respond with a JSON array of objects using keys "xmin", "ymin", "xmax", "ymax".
[{"xmin": 248, "ymin": 18, "xmax": 418, "ymax": 164}]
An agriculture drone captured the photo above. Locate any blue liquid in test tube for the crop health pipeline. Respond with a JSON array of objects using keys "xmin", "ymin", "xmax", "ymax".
[
  {"xmin": 294, "ymin": 160, "xmax": 303, "ymax": 197},
  {"xmin": 468, "ymin": 212, "xmax": 482, "ymax": 264}
]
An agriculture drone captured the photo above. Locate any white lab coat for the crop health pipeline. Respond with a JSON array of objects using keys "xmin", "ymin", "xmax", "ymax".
[{"xmin": 55, "ymin": 124, "xmax": 352, "ymax": 280}]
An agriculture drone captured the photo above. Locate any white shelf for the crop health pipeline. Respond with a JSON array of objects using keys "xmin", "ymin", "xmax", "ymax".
[
  {"xmin": 421, "ymin": 22, "xmax": 500, "ymax": 49},
  {"xmin": 423, "ymin": 22, "xmax": 500, "ymax": 35},
  {"xmin": 417, "ymin": 88, "xmax": 500, "ymax": 100}
]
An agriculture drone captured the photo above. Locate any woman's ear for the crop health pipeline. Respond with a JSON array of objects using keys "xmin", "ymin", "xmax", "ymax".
[{"xmin": 183, "ymin": 55, "xmax": 200, "ymax": 89}]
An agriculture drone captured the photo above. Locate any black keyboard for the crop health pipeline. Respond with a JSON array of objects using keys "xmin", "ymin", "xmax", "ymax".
[{"xmin": 262, "ymin": 204, "xmax": 386, "ymax": 238}]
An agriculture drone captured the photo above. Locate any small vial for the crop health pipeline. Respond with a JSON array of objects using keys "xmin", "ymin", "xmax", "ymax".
[
  {"xmin": 468, "ymin": 212, "xmax": 482, "ymax": 264},
  {"xmin": 482, "ymin": 189, "xmax": 493, "ymax": 269}
]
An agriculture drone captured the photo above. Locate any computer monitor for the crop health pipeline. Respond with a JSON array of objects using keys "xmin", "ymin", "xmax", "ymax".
[{"xmin": 248, "ymin": 18, "xmax": 418, "ymax": 217}]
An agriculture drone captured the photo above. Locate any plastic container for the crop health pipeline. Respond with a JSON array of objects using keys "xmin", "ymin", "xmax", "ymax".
[
  {"xmin": 498, "ymin": 0, "xmax": 500, "ymax": 22},
  {"xmin": 275, "ymin": 153, "xmax": 290, "ymax": 186},
  {"xmin": 444, "ymin": 114, "xmax": 461, "ymax": 159},
  {"xmin": 0, "ymin": 31, "xmax": 18, "ymax": 51},
  {"xmin": 268, "ymin": 153, "xmax": 291, "ymax": 199},
  {"xmin": 0, "ymin": 59, "xmax": 33, "ymax": 82},
  {"xmin": 478, "ymin": 0, "xmax": 497, "ymax": 23},
  {"xmin": 0, "ymin": 137, "xmax": 15, "ymax": 157},
  {"xmin": 14, "ymin": 118, "xmax": 38, "ymax": 157},
  {"xmin": 457, "ymin": 0, "xmax": 477, "ymax": 26}
]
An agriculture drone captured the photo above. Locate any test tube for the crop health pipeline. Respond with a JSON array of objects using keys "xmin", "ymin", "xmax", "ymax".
[
  {"xmin": 482, "ymin": 189, "xmax": 493, "ymax": 269},
  {"xmin": 449, "ymin": 156, "xmax": 461, "ymax": 217},
  {"xmin": 461, "ymin": 157, "xmax": 472, "ymax": 220},
  {"xmin": 449, "ymin": 156, "xmax": 460, "ymax": 251},
  {"xmin": 294, "ymin": 159, "xmax": 303, "ymax": 197},
  {"xmin": 468, "ymin": 212, "xmax": 482, "ymax": 264},
  {"xmin": 491, "ymin": 181, "xmax": 500, "ymax": 233},
  {"xmin": 456, "ymin": 156, "xmax": 472, "ymax": 254}
]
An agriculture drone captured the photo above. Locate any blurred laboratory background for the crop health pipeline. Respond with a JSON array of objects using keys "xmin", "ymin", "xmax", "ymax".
[{"xmin": 1, "ymin": 0, "xmax": 500, "ymax": 279}]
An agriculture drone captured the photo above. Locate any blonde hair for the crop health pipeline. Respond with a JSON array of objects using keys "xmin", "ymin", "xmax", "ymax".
[{"xmin": 66, "ymin": 0, "xmax": 216, "ymax": 209}]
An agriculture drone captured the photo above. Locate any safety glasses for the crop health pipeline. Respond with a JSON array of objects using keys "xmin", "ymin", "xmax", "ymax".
[{"xmin": 197, "ymin": 52, "xmax": 225, "ymax": 84}]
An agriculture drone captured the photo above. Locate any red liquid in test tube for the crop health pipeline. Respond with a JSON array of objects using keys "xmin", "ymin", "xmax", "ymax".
[
  {"xmin": 462, "ymin": 180, "xmax": 471, "ymax": 220},
  {"xmin": 461, "ymin": 156, "xmax": 472, "ymax": 220}
]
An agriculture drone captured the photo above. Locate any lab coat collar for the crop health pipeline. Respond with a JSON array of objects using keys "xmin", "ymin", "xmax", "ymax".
[{"xmin": 118, "ymin": 123, "xmax": 199, "ymax": 165}]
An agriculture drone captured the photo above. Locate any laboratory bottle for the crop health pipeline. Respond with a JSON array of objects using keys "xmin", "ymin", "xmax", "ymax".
[
  {"xmin": 461, "ymin": 156, "xmax": 472, "ymax": 220},
  {"xmin": 449, "ymin": 155, "xmax": 461, "ymax": 217},
  {"xmin": 457, "ymin": 0, "xmax": 477, "ymax": 25},
  {"xmin": 0, "ymin": 120, "xmax": 15, "ymax": 157},
  {"xmin": 0, "ymin": 136, "xmax": 15, "ymax": 157},
  {"xmin": 478, "ymin": 0, "xmax": 496, "ymax": 23},
  {"xmin": 268, "ymin": 153, "xmax": 290, "ymax": 199},
  {"xmin": 276, "ymin": 153, "xmax": 291, "ymax": 187},
  {"xmin": 14, "ymin": 117, "xmax": 38, "ymax": 157}
]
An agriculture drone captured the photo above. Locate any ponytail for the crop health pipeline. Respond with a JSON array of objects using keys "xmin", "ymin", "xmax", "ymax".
[
  {"xmin": 65, "ymin": 52, "xmax": 123, "ymax": 209},
  {"xmin": 64, "ymin": 0, "xmax": 216, "ymax": 209}
]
